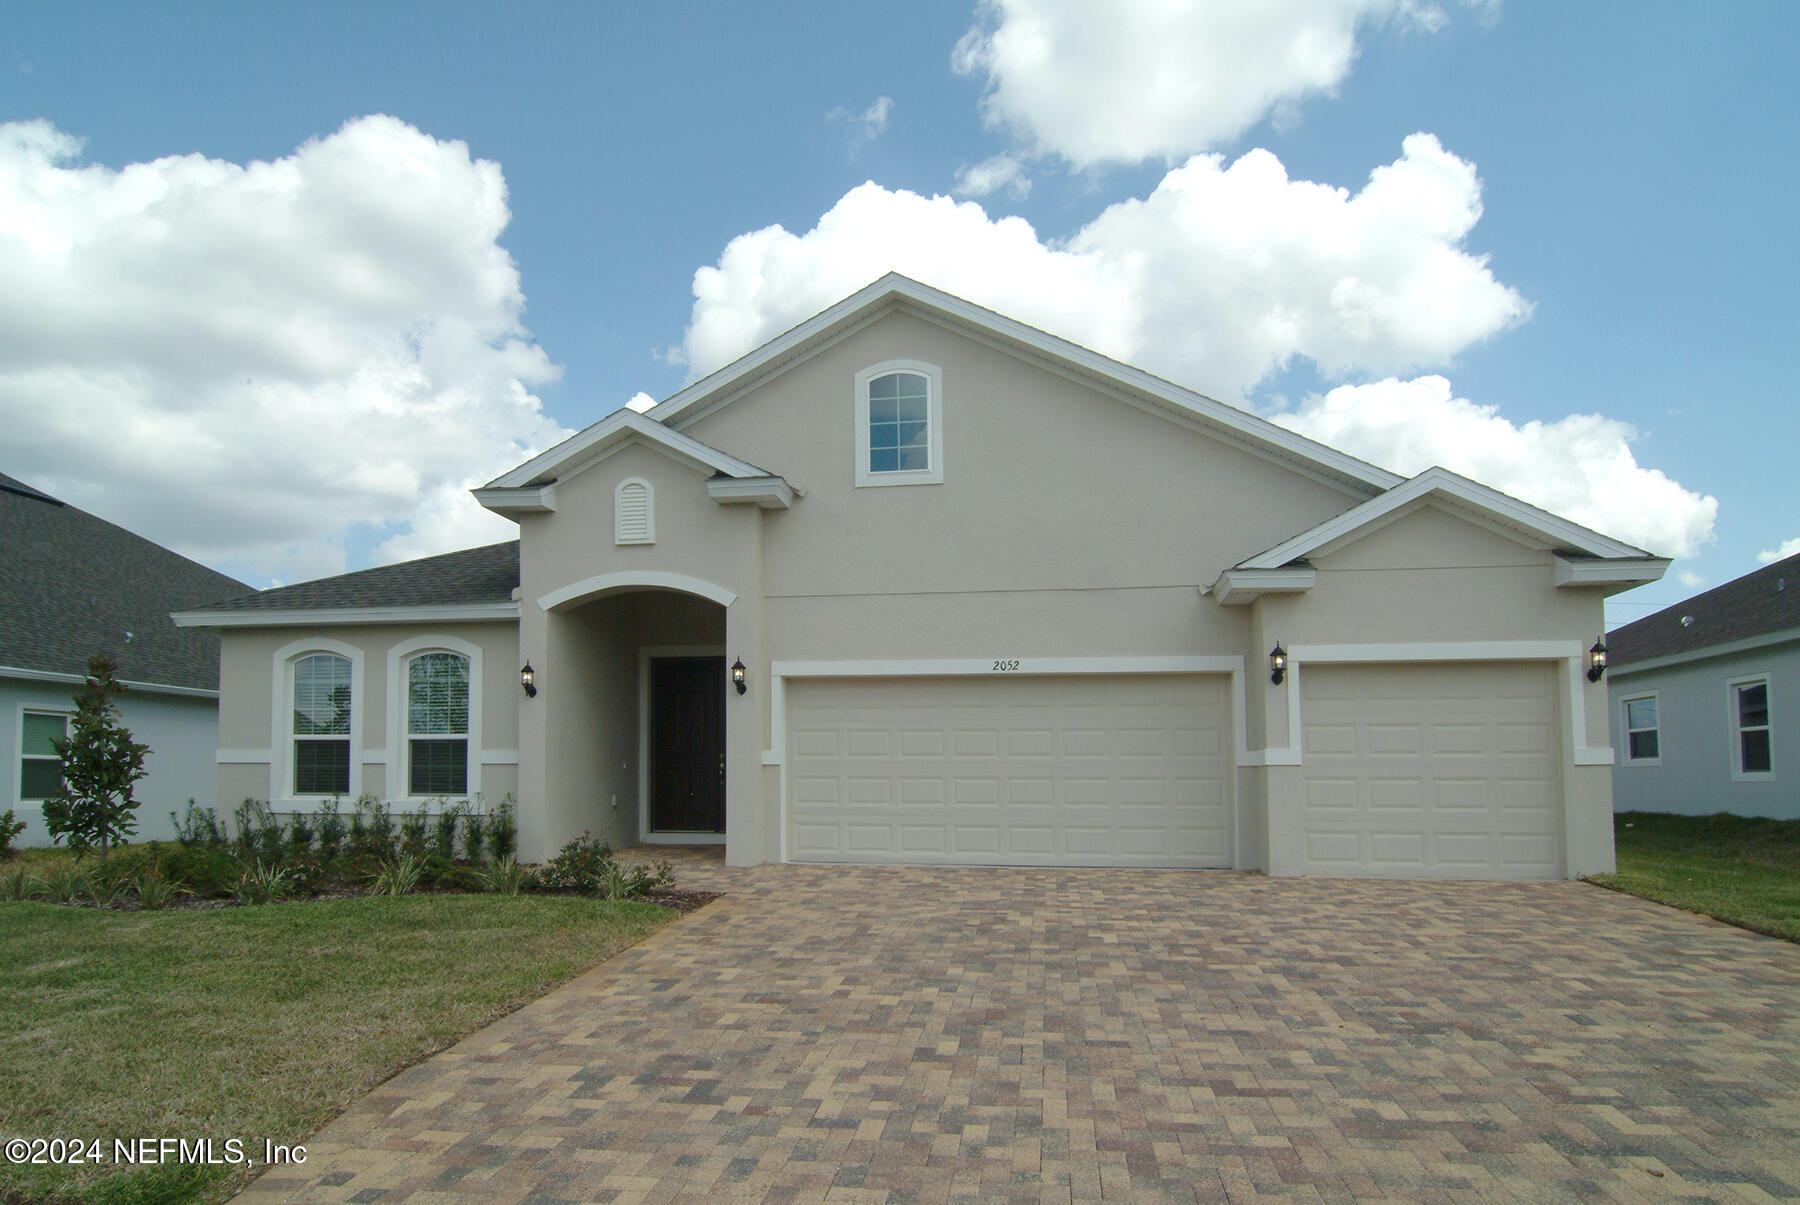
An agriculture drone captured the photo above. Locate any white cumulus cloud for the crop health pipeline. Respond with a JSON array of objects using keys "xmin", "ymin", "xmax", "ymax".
[
  {"xmin": 0, "ymin": 116, "xmax": 569, "ymax": 586},
  {"xmin": 1758, "ymin": 537, "xmax": 1800, "ymax": 565},
  {"xmin": 954, "ymin": 0, "xmax": 1467, "ymax": 167},
  {"xmin": 1273, "ymin": 376, "xmax": 1718, "ymax": 557},
  {"xmin": 624, "ymin": 391, "xmax": 657, "ymax": 413},
  {"xmin": 683, "ymin": 135, "xmax": 1526, "ymax": 398}
]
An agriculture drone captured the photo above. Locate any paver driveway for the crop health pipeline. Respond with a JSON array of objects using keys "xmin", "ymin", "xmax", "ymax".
[{"xmin": 240, "ymin": 855, "xmax": 1800, "ymax": 1203}]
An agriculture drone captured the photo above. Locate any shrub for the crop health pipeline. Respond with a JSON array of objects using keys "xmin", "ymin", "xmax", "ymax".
[
  {"xmin": 489, "ymin": 795, "xmax": 517, "ymax": 863},
  {"xmin": 432, "ymin": 803, "xmax": 460, "ymax": 862},
  {"xmin": 398, "ymin": 807, "xmax": 430, "ymax": 860},
  {"xmin": 540, "ymin": 832, "xmax": 613, "ymax": 893},
  {"xmin": 232, "ymin": 861, "xmax": 292, "ymax": 906},
  {"xmin": 463, "ymin": 806, "xmax": 487, "ymax": 864},
  {"xmin": 478, "ymin": 856, "xmax": 529, "ymax": 896},
  {"xmin": 287, "ymin": 810, "xmax": 315, "ymax": 858},
  {"xmin": 135, "ymin": 867, "xmax": 187, "ymax": 911},
  {"xmin": 369, "ymin": 854, "xmax": 424, "ymax": 896},
  {"xmin": 1, "ymin": 865, "xmax": 42, "ymax": 901},
  {"xmin": 172, "ymin": 800, "xmax": 225, "ymax": 847},
  {"xmin": 351, "ymin": 796, "xmax": 394, "ymax": 862},
  {"xmin": 314, "ymin": 798, "xmax": 346, "ymax": 863},
  {"xmin": 604, "ymin": 859, "xmax": 674, "ymax": 901},
  {"xmin": 158, "ymin": 844, "xmax": 241, "ymax": 898},
  {"xmin": 0, "ymin": 808, "xmax": 27, "ymax": 859},
  {"xmin": 43, "ymin": 863, "xmax": 90, "ymax": 904}
]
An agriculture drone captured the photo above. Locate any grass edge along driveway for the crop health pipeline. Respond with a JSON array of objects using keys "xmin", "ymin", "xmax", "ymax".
[
  {"xmin": 1587, "ymin": 811, "xmax": 1800, "ymax": 943},
  {"xmin": 0, "ymin": 893, "xmax": 673, "ymax": 1205}
]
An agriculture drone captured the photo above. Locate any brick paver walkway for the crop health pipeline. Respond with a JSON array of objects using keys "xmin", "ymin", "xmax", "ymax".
[{"xmin": 238, "ymin": 854, "xmax": 1800, "ymax": 1203}]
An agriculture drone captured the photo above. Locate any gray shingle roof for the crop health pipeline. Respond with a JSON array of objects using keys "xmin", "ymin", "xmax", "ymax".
[
  {"xmin": 1609, "ymin": 551, "xmax": 1800, "ymax": 666},
  {"xmin": 1, "ymin": 472, "xmax": 252, "ymax": 691},
  {"xmin": 184, "ymin": 540, "xmax": 519, "ymax": 614}
]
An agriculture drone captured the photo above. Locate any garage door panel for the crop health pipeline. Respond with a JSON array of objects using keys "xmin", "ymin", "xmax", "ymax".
[
  {"xmin": 1301, "ymin": 663, "xmax": 1562, "ymax": 881},
  {"xmin": 787, "ymin": 673, "xmax": 1231, "ymax": 867}
]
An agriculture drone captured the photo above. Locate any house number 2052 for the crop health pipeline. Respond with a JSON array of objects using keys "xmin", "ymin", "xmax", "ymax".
[{"xmin": 992, "ymin": 660, "xmax": 1021, "ymax": 672}]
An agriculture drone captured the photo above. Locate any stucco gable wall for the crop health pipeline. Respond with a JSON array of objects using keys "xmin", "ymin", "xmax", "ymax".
[{"xmin": 678, "ymin": 308, "xmax": 1361, "ymax": 604}]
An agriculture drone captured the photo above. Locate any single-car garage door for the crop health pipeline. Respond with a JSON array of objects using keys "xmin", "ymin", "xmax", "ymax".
[
  {"xmin": 786, "ymin": 673, "xmax": 1232, "ymax": 867},
  {"xmin": 1300, "ymin": 662, "xmax": 1563, "ymax": 879}
]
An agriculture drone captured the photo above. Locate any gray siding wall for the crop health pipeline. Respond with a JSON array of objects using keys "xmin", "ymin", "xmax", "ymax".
[
  {"xmin": 1608, "ymin": 639, "xmax": 1798, "ymax": 819},
  {"xmin": 3, "ymin": 677, "xmax": 220, "ymax": 847}
]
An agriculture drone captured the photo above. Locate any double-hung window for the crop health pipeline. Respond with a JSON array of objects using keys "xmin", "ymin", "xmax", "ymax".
[
  {"xmin": 293, "ymin": 654, "xmax": 352, "ymax": 795},
  {"xmin": 1622, "ymin": 694, "xmax": 1660, "ymax": 763},
  {"xmin": 19, "ymin": 710, "xmax": 69, "ymax": 800},
  {"xmin": 408, "ymin": 652, "xmax": 469, "ymax": 795},
  {"xmin": 1729, "ymin": 677, "xmax": 1772, "ymax": 777},
  {"xmin": 855, "ymin": 361, "xmax": 943, "ymax": 487}
]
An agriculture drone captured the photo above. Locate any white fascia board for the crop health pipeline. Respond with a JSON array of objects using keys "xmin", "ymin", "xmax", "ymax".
[
  {"xmin": 707, "ymin": 476, "xmax": 794, "ymax": 508},
  {"xmin": 470, "ymin": 484, "xmax": 556, "ymax": 515},
  {"xmin": 171, "ymin": 602, "xmax": 521, "ymax": 628},
  {"xmin": 647, "ymin": 274, "xmax": 1403, "ymax": 494},
  {"xmin": 0, "ymin": 664, "xmax": 219, "ymax": 699},
  {"xmin": 485, "ymin": 409, "xmax": 768, "ymax": 491},
  {"xmin": 1238, "ymin": 466, "xmax": 1652, "ymax": 570},
  {"xmin": 1553, "ymin": 555, "xmax": 1671, "ymax": 588},
  {"xmin": 1207, "ymin": 567, "xmax": 1318, "ymax": 606},
  {"xmin": 1608, "ymin": 627, "xmax": 1800, "ymax": 678}
]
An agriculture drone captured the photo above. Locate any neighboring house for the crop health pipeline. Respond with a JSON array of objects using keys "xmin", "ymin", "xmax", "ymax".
[
  {"xmin": 1607, "ymin": 552, "xmax": 1797, "ymax": 819},
  {"xmin": 175, "ymin": 275, "xmax": 1670, "ymax": 879},
  {"xmin": 2, "ymin": 472, "xmax": 251, "ymax": 845}
]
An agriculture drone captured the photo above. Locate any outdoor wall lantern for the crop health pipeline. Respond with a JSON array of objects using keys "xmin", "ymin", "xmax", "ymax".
[
  {"xmin": 731, "ymin": 657, "xmax": 747, "ymax": 695},
  {"xmin": 1269, "ymin": 643, "xmax": 1287, "ymax": 686},
  {"xmin": 520, "ymin": 662, "xmax": 538, "ymax": 698},
  {"xmin": 1586, "ymin": 639, "xmax": 1608, "ymax": 683}
]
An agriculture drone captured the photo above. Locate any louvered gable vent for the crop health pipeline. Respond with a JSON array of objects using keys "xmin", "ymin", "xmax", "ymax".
[{"xmin": 615, "ymin": 478, "xmax": 653, "ymax": 545}]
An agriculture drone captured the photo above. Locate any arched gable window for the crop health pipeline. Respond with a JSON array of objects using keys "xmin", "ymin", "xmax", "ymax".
[
  {"xmin": 855, "ymin": 361, "xmax": 944, "ymax": 487},
  {"xmin": 616, "ymin": 477, "xmax": 654, "ymax": 544}
]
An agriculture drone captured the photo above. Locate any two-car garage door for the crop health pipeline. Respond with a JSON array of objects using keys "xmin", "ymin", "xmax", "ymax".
[{"xmin": 785, "ymin": 673, "xmax": 1232, "ymax": 867}]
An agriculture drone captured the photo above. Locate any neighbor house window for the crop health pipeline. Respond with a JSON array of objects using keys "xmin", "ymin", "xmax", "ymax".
[
  {"xmin": 19, "ymin": 710, "xmax": 69, "ymax": 800},
  {"xmin": 1622, "ymin": 694, "xmax": 1659, "ymax": 762},
  {"xmin": 293, "ymin": 654, "xmax": 352, "ymax": 795},
  {"xmin": 407, "ymin": 652, "xmax": 469, "ymax": 795},
  {"xmin": 855, "ymin": 361, "xmax": 943, "ymax": 487},
  {"xmin": 1729, "ymin": 677, "xmax": 1772, "ymax": 777}
]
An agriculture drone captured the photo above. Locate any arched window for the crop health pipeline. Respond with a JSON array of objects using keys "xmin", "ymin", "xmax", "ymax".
[
  {"xmin": 616, "ymin": 477, "xmax": 654, "ymax": 544},
  {"xmin": 855, "ymin": 361, "xmax": 943, "ymax": 487},
  {"xmin": 408, "ymin": 651, "xmax": 470, "ymax": 795},
  {"xmin": 293, "ymin": 653, "xmax": 352, "ymax": 795}
]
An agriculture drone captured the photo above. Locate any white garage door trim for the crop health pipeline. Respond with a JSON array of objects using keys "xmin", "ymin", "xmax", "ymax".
[
  {"xmin": 764, "ymin": 656, "xmax": 1248, "ymax": 864},
  {"xmin": 1257, "ymin": 641, "xmax": 1611, "ymax": 768}
]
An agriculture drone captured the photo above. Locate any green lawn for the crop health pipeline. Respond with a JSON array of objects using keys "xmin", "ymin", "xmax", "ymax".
[
  {"xmin": 0, "ymin": 892, "xmax": 672, "ymax": 1204},
  {"xmin": 1588, "ymin": 811, "xmax": 1800, "ymax": 942}
]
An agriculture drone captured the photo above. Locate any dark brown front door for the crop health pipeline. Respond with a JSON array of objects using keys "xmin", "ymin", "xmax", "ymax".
[{"xmin": 648, "ymin": 656, "xmax": 725, "ymax": 833}]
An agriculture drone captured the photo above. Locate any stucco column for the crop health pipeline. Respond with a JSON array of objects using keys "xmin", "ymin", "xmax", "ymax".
[
  {"xmin": 723, "ymin": 595, "xmax": 764, "ymax": 866},
  {"xmin": 515, "ymin": 598, "xmax": 550, "ymax": 864}
]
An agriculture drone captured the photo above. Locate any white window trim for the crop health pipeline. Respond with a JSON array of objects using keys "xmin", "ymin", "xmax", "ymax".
[
  {"xmin": 614, "ymin": 476, "xmax": 655, "ymax": 545},
  {"xmin": 1619, "ymin": 690, "xmax": 1662, "ymax": 766},
  {"xmin": 271, "ymin": 637, "xmax": 365, "ymax": 807},
  {"xmin": 14, "ymin": 705, "xmax": 73, "ymax": 809},
  {"xmin": 854, "ymin": 359, "xmax": 944, "ymax": 488},
  {"xmin": 1726, "ymin": 673, "xmax": 1774, "ymax": 781},
  {"xmin": 386, "ymin": 635, "xmax": 484, "ymax": 806}
]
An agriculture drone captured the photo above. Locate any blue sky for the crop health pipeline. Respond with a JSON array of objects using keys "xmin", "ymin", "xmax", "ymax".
[{"xmin": 4, "ymin": 2, "xmax": 1795, "ymax": 626}]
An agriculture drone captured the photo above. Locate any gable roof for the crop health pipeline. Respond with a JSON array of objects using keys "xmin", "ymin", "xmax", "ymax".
[
  {"xmin": 1235, "ymin": 466, "xmax": 1656, "ymax": 568},
  {"xmin": 1608, "ymin": 550, "xmax": 1800, "ymax": 667},
  {"xmin": 499, "ymin": 273, "xmax": 1405, "ymax": 499},
  {"xmin": 173, "ymin": 540, "xmax": 520, "ymax": 627},
  {"xmin": 1, "ymin": 471, "xmax": 251, "ymax": 693},
  {"xmin": 483, "ymin": 407, "xmax": 777, "ymax": 493}
]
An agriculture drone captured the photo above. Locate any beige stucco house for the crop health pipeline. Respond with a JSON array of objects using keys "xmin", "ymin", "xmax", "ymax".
[{"xmin": 176, "ymin": 276, "xmax": 1670, "ymax": 879}]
